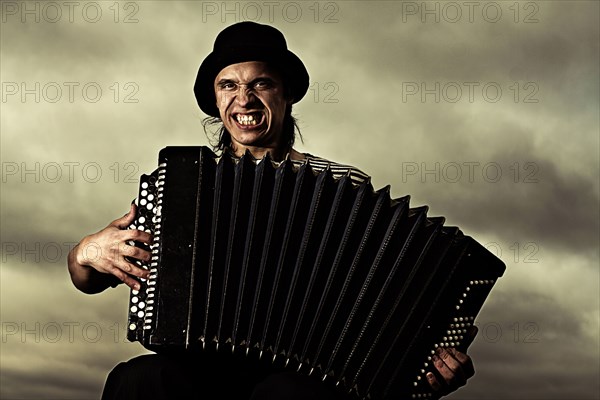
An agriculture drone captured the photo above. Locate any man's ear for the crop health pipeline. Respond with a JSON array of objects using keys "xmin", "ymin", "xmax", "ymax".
[
  {"xmin": 286, "ymin": 91, "xmax": 295, "ymax": 105},
  {"xmin": 283, "ymin": 84, "xmax": 295, "ymax": 105}
]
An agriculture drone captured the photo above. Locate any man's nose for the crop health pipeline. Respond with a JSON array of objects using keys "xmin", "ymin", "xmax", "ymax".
[{"xmin": 235, "ymin": 86, "xmax": 256, "ymax": 107}]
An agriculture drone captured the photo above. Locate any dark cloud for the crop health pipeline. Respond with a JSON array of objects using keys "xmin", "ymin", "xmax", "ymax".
[
  {"xmin": 0, "ymin": 266, "xmax": 146, "ymax": 399},
  {"xmin": 407, "ymin": 152, "xmax": 600, "ymax": 256}
]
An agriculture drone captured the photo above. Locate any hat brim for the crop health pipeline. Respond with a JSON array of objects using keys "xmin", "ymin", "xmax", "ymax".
[{"xmin": 194, "ymin": 46, "xmax": 309, "ymax": 117}]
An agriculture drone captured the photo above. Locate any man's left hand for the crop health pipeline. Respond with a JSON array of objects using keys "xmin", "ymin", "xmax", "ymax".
[{"xmin": 426, "ymin": 326, "xmax": 477, "ymax": 396}]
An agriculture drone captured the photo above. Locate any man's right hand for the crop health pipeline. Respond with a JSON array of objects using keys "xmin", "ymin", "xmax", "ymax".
[{"xmin": 68, "ymin": 203, "xmax": 152, "ymax": 294}]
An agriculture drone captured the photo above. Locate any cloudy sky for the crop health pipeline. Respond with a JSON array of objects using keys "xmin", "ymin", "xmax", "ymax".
[{"xmin": 1, "ymin": 1, "xmax": 598, "ymax": 399}]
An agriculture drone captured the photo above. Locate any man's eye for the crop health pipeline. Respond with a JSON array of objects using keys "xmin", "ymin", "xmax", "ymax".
[
  {"xmin": 219, "ymin": 82, "xmax": 236, "ymax": 90},
  {"xmin": 253, "ymin": 80, "xmax": 271, "ymax": 90}
]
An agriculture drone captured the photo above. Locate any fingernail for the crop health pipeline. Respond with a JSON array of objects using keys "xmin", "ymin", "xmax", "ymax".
[{"xmin": 426, "ymin": 372, "xmax": 434, "ymax": 380}]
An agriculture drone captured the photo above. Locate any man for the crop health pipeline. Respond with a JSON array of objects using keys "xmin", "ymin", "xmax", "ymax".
[{"xmin": 68, "ymin": 21, "xmax": 475, "ymax": 399}]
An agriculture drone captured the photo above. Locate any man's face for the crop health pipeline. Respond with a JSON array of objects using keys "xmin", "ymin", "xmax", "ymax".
[{"xmin": 214, "ymin": 61, "xmax": 291, "ymax": 153}]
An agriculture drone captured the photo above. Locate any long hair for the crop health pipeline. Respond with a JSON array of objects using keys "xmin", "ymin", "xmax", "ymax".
[{"xmin": 201, "ymin": 105, "xmax": 302, "ymax": 154}]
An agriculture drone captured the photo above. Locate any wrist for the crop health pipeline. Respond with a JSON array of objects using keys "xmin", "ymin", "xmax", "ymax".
[{"xmin": 74, "ymin": 238, "xmax": 95, "ymax": 268}]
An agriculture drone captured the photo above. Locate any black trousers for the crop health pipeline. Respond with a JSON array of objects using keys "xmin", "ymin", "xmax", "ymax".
[{"xmin": 101, "ymin": 351, "xmax": 348, "ymax": 400}]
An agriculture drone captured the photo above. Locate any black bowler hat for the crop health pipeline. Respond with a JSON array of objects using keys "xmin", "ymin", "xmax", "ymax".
[{"xmin": 193, "ymin": 21, "xmax": 309, "ymax": 117}]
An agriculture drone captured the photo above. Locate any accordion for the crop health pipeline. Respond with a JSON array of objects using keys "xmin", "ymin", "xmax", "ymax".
[{"xmin": 126, "ymin": 146, "xmax": 505, "ymax": 399}]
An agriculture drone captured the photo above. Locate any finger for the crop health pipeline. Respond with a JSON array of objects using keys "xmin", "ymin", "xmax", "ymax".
[
  {"xmin": 124, "ymin": 229, "xmax": 153, "ymax": 245},
  {"xmin": 101, "ymin": 262, "xmax": 142, "ymax": 290},
  {"xmin": 117, "ymin": 269, "xmax": 144, "ymax": 291},
  {"xmin": 116, "ymin": 258, "xmax": 151, "ymax": 280},
  {"xmin": 432, "ymin": 348, "xmax": 466, "ymax": 388},
  {"xmin": 426, "ymin": 372, "xmax": 441, "ymax": 392},
  {"xmin": 112, "ymin": 203, "xmax": 137, "ymax": 229},
  {"xmin": 121, "ymin": 244, "xmax": 152, "ymax": 263},
  {"xmin": 439, "ymin": 348, "xmax": 467, "ymax": 382},
  {"xmin": 447, "ymin": 348, "xmax": 475, "ymax": 378}
]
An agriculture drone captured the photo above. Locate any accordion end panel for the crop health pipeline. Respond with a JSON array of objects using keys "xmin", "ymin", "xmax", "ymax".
[
  {"xmin": 125, "ymin": 146, "xmax": 506, "ymax": 400},
  {"xmin": 126, "ymin": 171, "xmax": 159, "ymax": 345},
  {"xmin": 379, "ymin": 235, "xmax": 506, "ymax": 400}
]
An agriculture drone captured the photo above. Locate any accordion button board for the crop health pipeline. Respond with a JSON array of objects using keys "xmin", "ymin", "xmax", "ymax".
[{"xmin": 126, "ymin": 146, "xmax": 506, "ymax": 400}]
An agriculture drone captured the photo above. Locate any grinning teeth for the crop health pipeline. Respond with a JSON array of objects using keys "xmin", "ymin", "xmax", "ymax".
[{"xmin": 236, "ymin": 113, "xmax": 260, "ymax": 126}]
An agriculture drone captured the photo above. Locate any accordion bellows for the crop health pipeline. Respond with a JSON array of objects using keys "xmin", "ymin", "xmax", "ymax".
[{"xmin": 126, "ymin": 146, "xmax": 505, "ymax": 399}]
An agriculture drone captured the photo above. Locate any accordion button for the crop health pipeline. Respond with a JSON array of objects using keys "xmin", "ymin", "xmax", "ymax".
[
  {"xmin": 141, "ymin": 182, "xmax": 148, "ymax": 189},
  {"xmin": 129, "ymin": 323, "xmax": 137, "ymax": 330},
  {"xmin": 131, "ymin": 296, "xmax": 139, "ymax": 303},
  {"xmin": 141, "ymin": 190, "xmax": 148, "ymax": 197},
  {"xmin": 138, "ymin": 217, "xmax": 146, "ymax": 224},
  {"xmin": 148, "ymin": 194, "xmax": 154, "ymax": 201},
  {"xmin": 140, "ymin": 199, "xmax": 147, "ymax": 206},
  {"xmin": 130, "ymin": 306, "xmax": 138, "ymax": 313}
]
